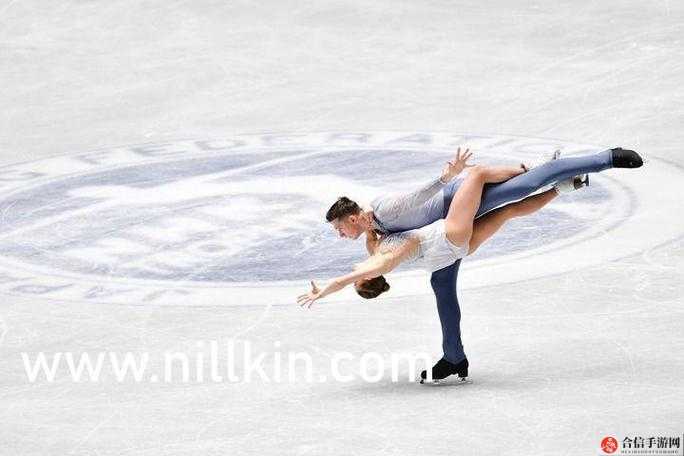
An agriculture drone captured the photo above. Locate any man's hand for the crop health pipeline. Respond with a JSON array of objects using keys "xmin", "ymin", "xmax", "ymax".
[
  {"xmin": 297, "ymin": 280, "xmax": 322, "ymax": 309},
  {"xmin": 440, "ymin": 147, "xmax": 474, "ymax": 183}
]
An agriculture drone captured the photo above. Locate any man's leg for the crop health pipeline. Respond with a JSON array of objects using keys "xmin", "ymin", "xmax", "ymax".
[
  {"xmin": 429, "ymin": 176, "xmax": 583, "ymax": 374},
  {"xmin": 430, "ymin": 260, "xmax": 466, "ymax": 365},
  {"xmin": 426, "ymin": 189, "xmax": 557, "ymax": 377},
  {"xmin": 441, "ymin": 149, "xmax": 613, "ymax": 218},
  {"xmin": 477, "ymin": 150, "xmax": 612, "ymax": 215},
  {"xmin": 423, "ymin": 149, "xmax": 636, "ymax": 377}
]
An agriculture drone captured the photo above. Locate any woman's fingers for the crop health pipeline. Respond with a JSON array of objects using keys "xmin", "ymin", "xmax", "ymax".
[{"xmin": 297, "ymin": 294, "xmax": 317, "ymax": 308}]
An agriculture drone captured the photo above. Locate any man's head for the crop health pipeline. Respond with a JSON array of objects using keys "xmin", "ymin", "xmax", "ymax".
[
  {"xmin": 354, "ymin": 276, "xmax": 390, "ymax": 299},
  {"xmin": 326, "ymin": 196, "xmax": 367, "ymax": 239}
]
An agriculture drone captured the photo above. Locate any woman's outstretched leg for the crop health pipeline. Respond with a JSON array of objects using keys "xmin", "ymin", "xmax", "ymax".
[
  {"xmin": 443, "ymin": 165, "xmax": 525, "ymax": 247},
  {"xmin": 468, "ymin": 188, "xmax": 558, "ymax": 254}
]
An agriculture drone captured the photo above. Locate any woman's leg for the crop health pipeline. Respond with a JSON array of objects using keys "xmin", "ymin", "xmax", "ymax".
[
  {"xmin": 467, "ymin": 188, "xmax": 558, "ymax": 254},
  {"xmin": 443, "ymin": 165, "xmax": 525, "ymax": 246}
]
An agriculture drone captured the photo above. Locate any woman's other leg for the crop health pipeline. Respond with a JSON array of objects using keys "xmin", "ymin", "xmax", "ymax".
[{"xmin": 468, "ymin": 188, "xmax": 558, "ymax": 254}]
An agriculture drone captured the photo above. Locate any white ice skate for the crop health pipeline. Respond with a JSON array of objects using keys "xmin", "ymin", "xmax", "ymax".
[{"xmin": 554, "ymin": 174, "xmax": 589, "ymax": 194}]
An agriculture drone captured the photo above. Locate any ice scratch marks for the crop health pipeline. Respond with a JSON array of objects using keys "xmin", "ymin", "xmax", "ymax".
[{"xmin": 0, "ymin": 0, "xmax": 17, "ymax": 18}]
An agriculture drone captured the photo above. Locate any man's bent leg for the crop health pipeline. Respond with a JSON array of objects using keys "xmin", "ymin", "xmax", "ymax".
[{"xmin": 430, "ymin": 260, "xmax": 466, "ymax": 364}]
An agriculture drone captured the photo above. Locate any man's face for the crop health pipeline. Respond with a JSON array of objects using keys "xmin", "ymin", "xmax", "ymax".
[{"xmin": 331, "ymin": 215, "xmax": 364, "ymax": 239}]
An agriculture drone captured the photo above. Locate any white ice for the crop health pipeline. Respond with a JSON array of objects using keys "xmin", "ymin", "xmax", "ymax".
[{"xmin": 0, "ymin": 1, "xmax": 683, "ymax": 455}]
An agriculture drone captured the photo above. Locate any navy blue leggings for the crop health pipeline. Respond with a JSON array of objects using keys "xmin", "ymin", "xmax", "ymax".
[{"xmin": 431, "ymin": 149, "xmax": 613, "ymax": 363}]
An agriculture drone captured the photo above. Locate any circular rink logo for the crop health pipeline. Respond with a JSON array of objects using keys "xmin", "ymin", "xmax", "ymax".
[{"xmin": 0, "ymin": 131, "xmax": 680, "ymax": 306}]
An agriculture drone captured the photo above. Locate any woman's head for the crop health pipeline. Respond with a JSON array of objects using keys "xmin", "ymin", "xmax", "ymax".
[{"xmin": 354, "ymin": 275, "xmax": 390, "ymax": 299}]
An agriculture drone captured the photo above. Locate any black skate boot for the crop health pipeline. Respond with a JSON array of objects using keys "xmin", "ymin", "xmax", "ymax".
[
  {"xmin": 420, "ymin": 357, "xmax": 470, "ymax": 384},
  {"xmin": 611, "ymin": 148, "xmax": 643, "ymax": 168}
]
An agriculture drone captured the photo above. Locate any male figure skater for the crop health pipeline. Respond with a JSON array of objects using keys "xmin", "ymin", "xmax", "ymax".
[{"xmin": 324, "ymin": 147, "xmax": 643, "ymax": 382}]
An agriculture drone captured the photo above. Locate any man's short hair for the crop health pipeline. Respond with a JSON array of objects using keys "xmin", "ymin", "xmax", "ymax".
[{"xmin": 326, "ymin": 196, "xmax": 361, "ymax": 222}]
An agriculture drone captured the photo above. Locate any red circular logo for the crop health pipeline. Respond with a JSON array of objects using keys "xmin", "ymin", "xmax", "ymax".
[{"xmin": 601, "ymin": 436, "xmax": 619, "ymax": 454}]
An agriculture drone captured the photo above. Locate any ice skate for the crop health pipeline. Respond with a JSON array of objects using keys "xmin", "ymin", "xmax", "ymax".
[
  {"xmin": 611, "ymin": 147, "xmax": 643, "ymax": 168},
  {"xmin": 419, "ymin": 357, "xmax": 471, "ymax": 385},
  {"xmin": 554, "ymin": 173, "xmax": 589, "ymax": 194}
]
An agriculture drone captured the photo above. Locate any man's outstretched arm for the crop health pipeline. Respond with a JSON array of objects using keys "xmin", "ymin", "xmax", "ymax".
[{"xmin": 373, "ymin": 148, "xmax": 472, "ymax": 223}]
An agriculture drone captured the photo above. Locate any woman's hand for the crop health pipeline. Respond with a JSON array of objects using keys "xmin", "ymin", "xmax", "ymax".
[
  {"xmin": 297, "ymin": 280, "xmax": 322, "ymax": 309},
  {"xmin": 440, "ymin": 147, "xmax": 474, "ymax": 183}
]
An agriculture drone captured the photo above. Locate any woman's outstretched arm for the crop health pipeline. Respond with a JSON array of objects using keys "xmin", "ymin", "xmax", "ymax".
[
  {"xmin": 297, "ymin": 238, "xmax": 419, "ymax": 307},
  {"xmin": 297, "ymin": 262, "xmax": 386, "ymax": 308}
]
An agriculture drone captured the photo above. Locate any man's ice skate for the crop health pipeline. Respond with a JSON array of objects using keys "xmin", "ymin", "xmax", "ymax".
[
  {"xmin": 419, "ymin": 357, "xmax": 471, "ymax": 385},
  {"xmin": 520, "ymin": 149, "xmax": 561, "ymax": 172},
  {"xmin": 611, "ymin": 147, "xmax": 643, "ymax": 168},
  {"xmin": 554, "ymin": 174, "xmax": 589, "ymax": 194}
]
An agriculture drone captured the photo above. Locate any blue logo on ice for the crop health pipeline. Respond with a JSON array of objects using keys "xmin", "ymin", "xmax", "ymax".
[{"xmin": 0, "ymin": 132, "xmax": 635, "ymax": 305}]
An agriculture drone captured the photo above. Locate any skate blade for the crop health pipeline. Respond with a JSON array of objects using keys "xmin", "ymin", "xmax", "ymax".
[{"xmin": 419, "ymin": 376, "xmax": 472, "ymax": 386}]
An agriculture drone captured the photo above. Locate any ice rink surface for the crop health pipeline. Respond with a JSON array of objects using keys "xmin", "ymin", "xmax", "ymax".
[{"xmin": 1, "ymin": 1, "xmax": 683, "ymax": 455}]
